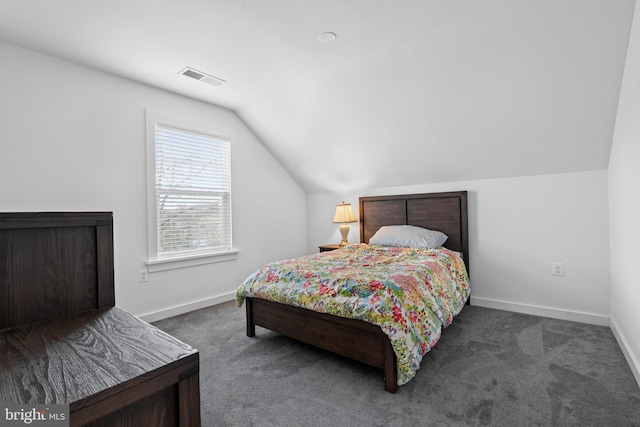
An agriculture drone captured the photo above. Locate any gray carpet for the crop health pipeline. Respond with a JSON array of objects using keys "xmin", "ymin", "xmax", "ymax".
[{"xmin": 153, "ymin": 301, "xmax": 640, "ymax": 426}]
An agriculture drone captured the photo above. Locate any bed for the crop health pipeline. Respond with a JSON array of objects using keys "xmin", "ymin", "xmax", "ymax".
[{"xmin": 236, "ymin": 191, "xmax": 470, "ymax": 393}]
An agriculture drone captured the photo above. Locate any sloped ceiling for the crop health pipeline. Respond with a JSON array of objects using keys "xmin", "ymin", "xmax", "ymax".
[{"xmin": 0, "ymin": 0, "xmax": 635, "ymax": 192}]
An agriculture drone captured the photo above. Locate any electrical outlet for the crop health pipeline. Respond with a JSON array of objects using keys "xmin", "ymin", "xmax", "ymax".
[
  {"xmin": 138, "ymin": 269, "xmax": 149, "ymax": 283},
  {"xmin": 551, "ymin": 262, "xmax": 564, "ymax": 277}
]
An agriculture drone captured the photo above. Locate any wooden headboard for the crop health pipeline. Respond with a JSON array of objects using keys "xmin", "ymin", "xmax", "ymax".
[
  {"xmin": 359, "ymin": 191, "xmax": 469, "ymax": 270},
  {"xmin": 0, "ymin": 212, "xmax": 114, "ymax": 330}
]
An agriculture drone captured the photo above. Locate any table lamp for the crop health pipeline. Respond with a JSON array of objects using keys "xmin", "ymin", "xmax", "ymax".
[{"xmin": 333, "ymin": 202, "xmax": 357, "ymax": 246}]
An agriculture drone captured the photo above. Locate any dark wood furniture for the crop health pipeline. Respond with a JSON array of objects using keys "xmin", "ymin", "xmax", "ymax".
[
  {"xmin": 359, "ymin": 191, "xmax": 469, "ymax": 273},
  {"xmin": 0, "ymin": 212, "xmax": 201, "ymax": 426},
  {"xmin": 318, "ymin": 244, "xmax": 341, "ymax": 252},
  {"xmin": 245, "ymin": 191, "xmax": 469, "ymax": 393}
]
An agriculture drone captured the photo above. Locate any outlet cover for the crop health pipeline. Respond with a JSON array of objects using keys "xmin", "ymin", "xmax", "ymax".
[
  {"xmin": 138, "ymin": 269, "xmax": 149, "ymax": 283},
  {"xmin": 551, "ymin": 262, "xmax": 564, "ymax": 276}
]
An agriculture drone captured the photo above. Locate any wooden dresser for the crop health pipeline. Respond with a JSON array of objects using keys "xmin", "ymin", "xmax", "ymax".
[{"xmin": 0, "ymin": 212, "xmax": 201, "ymax": 426}]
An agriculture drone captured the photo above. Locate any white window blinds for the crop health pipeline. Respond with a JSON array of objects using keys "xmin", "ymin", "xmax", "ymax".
[{"xmin": 154, "ymin": 120, "xmax": 231, "ymax": 258}]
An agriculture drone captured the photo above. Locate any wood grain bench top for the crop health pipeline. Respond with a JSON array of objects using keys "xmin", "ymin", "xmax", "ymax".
[{"xmin": 0, "ymin": 307, "xmax": 199, "ymax": 412}]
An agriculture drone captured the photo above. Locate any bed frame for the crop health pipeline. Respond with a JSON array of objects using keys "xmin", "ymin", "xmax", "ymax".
[
  {"xmin": 245, "ymin": 191, "xmax": 469, "ymax": 393},
  {"xmin": 0, "ymin": 212, "xmax": 201, "ymax": 426}
]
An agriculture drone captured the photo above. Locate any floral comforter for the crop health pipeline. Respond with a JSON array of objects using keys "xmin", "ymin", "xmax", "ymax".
[{"xmin": 235, "ymin": 244, "xmax": 470, "ymax": 385}]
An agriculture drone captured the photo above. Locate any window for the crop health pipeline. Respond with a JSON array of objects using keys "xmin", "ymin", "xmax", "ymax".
[{"xmin": 146, "ymin": 110, "xmax": 236, "ymax": 271}]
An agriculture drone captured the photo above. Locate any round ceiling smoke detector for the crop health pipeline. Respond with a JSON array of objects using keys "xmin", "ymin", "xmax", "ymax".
[{"xmin": 318, "ymin": 32, "xmax": 337, "ymax": 43}]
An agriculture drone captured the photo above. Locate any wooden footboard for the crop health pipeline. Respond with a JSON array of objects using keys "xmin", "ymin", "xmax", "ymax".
[{"xmin": 246, "ymin": 297, "xmax": 398, "ymax": 393}]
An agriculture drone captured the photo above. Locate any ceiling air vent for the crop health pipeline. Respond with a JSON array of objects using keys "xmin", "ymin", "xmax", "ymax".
[{"xmin": 179, "ymin": 67, "xmax": 226, "ymax": 87}]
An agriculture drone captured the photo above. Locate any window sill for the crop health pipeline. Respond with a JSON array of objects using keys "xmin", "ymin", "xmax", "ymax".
[{"xmin": 146, "ymin": 249, "xmax": 239, "ymax": 273}]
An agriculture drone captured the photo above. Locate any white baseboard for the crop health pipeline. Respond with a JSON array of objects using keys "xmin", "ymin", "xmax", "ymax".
[
  {"xmin": 610, "ymin": 316, "xmax": 640, "ymax": 388},
  {"xmin": 137, "ymin": 292, "xmax": 236, "ymax": 323},
  {"xmin": 470, "ymin": 296, "xmax": 610, "ymax": 326}
]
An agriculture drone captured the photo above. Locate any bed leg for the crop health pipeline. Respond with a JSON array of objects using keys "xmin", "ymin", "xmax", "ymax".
[
  {"xmin": 383, "ymin": 338, "xmax": 397, "ymax": 393},
  {"xmin": 246, "ymin": 299, "xmax": 255, "ymax": 337}
]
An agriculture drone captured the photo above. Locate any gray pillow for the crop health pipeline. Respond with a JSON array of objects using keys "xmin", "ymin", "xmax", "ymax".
[{"xmin": 369, "ymin": 225, "xmax": 448, "ymax": 249}]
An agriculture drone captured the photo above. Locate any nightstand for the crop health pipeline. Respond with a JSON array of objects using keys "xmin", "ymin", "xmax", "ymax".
[{"xmin": 319, "ymin": 244, "xmax": 341, "ymax": 253}]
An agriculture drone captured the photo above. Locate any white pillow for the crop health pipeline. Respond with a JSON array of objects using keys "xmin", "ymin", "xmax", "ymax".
[{"xmin": 369, "ymin": 225, "xmax": 448, "ymax": 249}]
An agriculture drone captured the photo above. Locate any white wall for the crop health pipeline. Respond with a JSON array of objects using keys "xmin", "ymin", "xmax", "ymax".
[
  {"xmin": 609, "ymin": 2, "xmax": 640, "ymax": 385},
  {"xmin": 308, "ymin": 170, "xmax": 611, "ymax": 325},
  {"xmin": 0, "ymin": 41, "xmax": 307, "ymax": 320}
]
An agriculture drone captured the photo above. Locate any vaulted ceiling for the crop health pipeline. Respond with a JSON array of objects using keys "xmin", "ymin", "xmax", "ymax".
[{"xmin": 0, "ymin": 0, "xmax": 635, "ymax": 192}]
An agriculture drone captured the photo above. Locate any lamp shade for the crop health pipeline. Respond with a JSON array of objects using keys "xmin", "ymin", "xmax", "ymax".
[{"xmin": 333, "ymin": 203, "xmax": 357, "ymax": 223}]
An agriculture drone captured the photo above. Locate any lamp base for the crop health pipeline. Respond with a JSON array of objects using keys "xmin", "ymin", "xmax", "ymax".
[{"xmin": 338, "ymin": 223, "xmax": 350, "ymax": 247}]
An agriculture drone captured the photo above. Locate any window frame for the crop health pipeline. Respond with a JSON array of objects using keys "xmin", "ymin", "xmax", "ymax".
[{"xmin": 145, "ymin": 109, "xmax": 238, "ymax": 272}]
